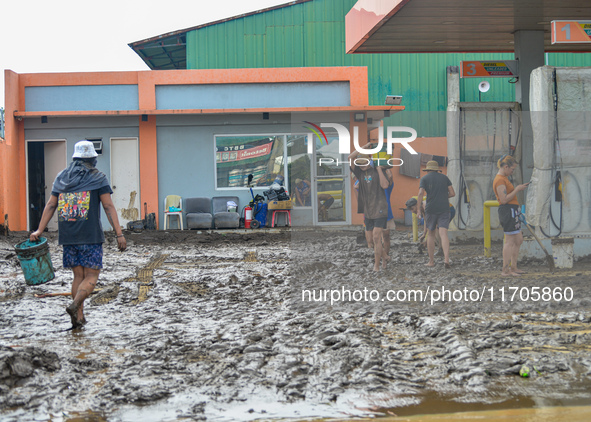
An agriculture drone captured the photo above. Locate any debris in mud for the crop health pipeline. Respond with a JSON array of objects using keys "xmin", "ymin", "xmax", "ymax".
[
  {"xmin": 0, "ymin": 346, "xmax": 61, "ymax": 388},
  {"xmin": 0, "ymin": 285, "xmax": 25, "ymax": 303},
  {"xmin": 243, "ymin": 251, "xmax": 258, "ymax": 262},
  {"xmin": 90, "ymin": 284, "xmax": 121, "ymax": 305},
  {"xmin": 1, "ymin": 229, "xmax": 591, "ymax": 420},
  {"xmin": 176, "ymin": 281, "xmax": 208, "ymax": 296}
]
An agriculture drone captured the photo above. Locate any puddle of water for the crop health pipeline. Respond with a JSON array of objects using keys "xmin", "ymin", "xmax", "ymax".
[
  {"xmin": 107, "ymin": 389, "xmax": 373, "ymax": 422},
  {"xmin": 51, "ymin": 405, "xmax": 591, "ymax": 422},
  {"xmin": 359, "ymin": 390, "xmax": 591, "ymax": 422},
  {"xmin": 381, "ymin": 405, "xmax": 591, "ymax": 421}
]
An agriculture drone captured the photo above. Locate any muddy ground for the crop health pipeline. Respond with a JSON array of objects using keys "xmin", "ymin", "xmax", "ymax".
[{"xmin": 1, "ymin": 227, "xmax": 591, "ymax": 421}]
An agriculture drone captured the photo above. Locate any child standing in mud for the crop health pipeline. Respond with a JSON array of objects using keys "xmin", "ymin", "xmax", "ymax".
[
  {"xmin": 30, "ymin": 140, "xmax": 126, "ymax": 329},
  {"xmin": 349, "ymin": 144, "xmax": 391, "ymax": 272}
]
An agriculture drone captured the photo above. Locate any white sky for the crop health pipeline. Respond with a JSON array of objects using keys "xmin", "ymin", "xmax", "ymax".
[{"xmin": 0, "ymin": 0, "xmax": 290, "ymax": 109}]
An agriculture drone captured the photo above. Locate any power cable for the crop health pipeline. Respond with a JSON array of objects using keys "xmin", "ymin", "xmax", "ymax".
[
  {"xmin": 542, "ymin": 69, "xmax": 564, "ymax": 237},
  {"xmin": 456, "ymin": 109, "xmax": 470, "ymax": 229}
]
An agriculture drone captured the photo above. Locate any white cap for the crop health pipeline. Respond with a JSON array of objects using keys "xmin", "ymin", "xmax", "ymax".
[{"xmin": 72, "ymin": 140, "xmax": 98, "ymax": 158}]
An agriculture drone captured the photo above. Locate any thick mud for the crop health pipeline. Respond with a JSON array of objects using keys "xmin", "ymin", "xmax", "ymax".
[{"xmin": 1, "ymin": 228, "xmax": 591, "ymax": 421}]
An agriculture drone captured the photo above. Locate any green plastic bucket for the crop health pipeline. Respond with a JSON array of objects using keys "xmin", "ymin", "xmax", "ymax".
[{"xmin": 14, "ymin": 237, "xmax": 55, "ymax": 285}]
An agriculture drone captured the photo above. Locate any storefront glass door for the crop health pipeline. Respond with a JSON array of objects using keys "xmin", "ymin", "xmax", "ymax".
[{"xmin": 313, "ymin": 135, "xmax": 349, "ymax": 225}]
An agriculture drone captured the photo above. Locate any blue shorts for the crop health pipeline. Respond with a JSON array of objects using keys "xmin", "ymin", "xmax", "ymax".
[{"xmin": 63, "ymin": 244, "xmax": 103, "ymax": 269}]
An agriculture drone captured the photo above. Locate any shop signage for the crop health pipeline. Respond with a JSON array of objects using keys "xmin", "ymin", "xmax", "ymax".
[
  {"xmin": 460, "ymin": 61, "xmax": 519, "ymax": 78},
  {"xmin": 216, "ymin": 141, "xmax": 273, "ymax": 163},
  {"xmin": 552, "ymin": 20, "xmax": 591, "ymax": 44}
]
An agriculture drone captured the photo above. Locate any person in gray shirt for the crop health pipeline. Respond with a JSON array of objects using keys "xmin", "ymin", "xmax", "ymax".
[{"xmin": 417, "ymin": 161, "xmax": 455, "ymax": 268}]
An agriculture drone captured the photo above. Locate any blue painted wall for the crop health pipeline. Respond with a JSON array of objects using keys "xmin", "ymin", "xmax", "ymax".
[
  {"xmin": 25, "ymin": 85, "xmax": 139, "ymax": 112},
  {"xmin": 22, "ymin": 81, "xmax": 353, "ymax": 229},
  {"xmin": 155, "ymin": 82, "xmax": 351, "ymax": 110},
  {"xmin": 155, "ymin": 114, "xmax": 295, "ymax": 228}
]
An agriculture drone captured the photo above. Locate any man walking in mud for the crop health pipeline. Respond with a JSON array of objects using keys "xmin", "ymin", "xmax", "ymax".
[
  {"xmin": 417, "ymin": 160, "xmax": 455, "ymax": 268},
  {"xmin": 349, "ymin": 143, "xmax": 391, "ymax": 271},
  {"xmin": 30, "ymin": 140, "xmax": 126, "ymax": 329}
]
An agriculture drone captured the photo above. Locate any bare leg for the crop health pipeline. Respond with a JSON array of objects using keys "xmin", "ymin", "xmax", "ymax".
[
  {"xmin": 435, "ymin": 230, "xmax": 442, "ymax": 255},
  {"xmin": 510, "ymin": 232, "xmax": 524, "ymax": 273},
  {"xmin": 372, "ymin": 228, "xmax": 384, "ymax": 271},
  {"xmin": 382, "ymin": 229, "xmax": 391, "ymax": 265},
  {"xmin": 71, "ymin": 266, "xmax": 85, "ymax": 321},
  {"xmin": 365, "ymin": 230, "xmax": 374, "ymax": 249},
  {"xmin": 439, "ymin": 227, "xmax": 450, "ymax": 267},
  {"xmin": 501, "ymin": 234, "xmax": 520, "ymax": 276},
  {"xmin": 67, "ymin": 267, "xmax": 100, "ymax": 327},
  {"xmin": 425, "ymin": 229, "xmax": 436, "ymax": 267}
]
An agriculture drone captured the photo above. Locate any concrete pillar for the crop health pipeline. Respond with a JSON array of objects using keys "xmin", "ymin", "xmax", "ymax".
[
  {"xmin": 446, "ymin": 66, "xmax": 460, "ymax": 230},
  {"xmin": 514, "ymin": 30, "xmax": 545, "ymax": 182}
]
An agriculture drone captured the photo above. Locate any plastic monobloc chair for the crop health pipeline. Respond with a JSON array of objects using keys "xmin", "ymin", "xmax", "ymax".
[{"xmin": 163, "ymin": 195, "xmax": 183, "ymax": 230}]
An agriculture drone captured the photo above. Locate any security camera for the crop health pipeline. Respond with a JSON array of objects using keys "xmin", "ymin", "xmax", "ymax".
[{"xmin": 385, "ymin": 95, "xmax": 402, "ymax": 105}]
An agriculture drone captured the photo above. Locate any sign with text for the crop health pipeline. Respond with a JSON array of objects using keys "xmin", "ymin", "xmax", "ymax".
[
  {"xmin": 552, "ymin": 20, "xmax": 591, "ymax": 44},
  {"xmin": 216, "ymin": 141, "xmax": 273, "ymax": 163},
  {"xmin": 460, "ymin": 61, "xmax": 519, "ymax": 78}
]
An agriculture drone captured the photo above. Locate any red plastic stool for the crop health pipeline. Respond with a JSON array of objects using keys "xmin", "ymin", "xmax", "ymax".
[{"xmin": 271, "ymin": 210, "xmax": 291, "ymax": 227}]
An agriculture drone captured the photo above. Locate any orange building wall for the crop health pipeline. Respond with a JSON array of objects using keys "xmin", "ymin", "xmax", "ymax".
[
  {"xmin": 3, "ymin": 67, "xmax": 396, "ymax": 231},
  {"xmin": 391, "ymin": 137, "xmax": 448, "ymax": 222},
  {"xmin": 1, "ymin": 70, "xmax": 25, "ymax": 230},
  {"xmin": 138, "ymin": 115, "xmax": 159, "ymax": 224}
]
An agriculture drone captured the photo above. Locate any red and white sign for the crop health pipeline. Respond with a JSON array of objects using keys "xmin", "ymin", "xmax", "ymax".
[{"xmin": 217, "ymin": 142, "xmax": 273, "ymax": 163}]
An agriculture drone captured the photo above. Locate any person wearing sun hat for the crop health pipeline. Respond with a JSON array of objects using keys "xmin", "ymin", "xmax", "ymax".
[
  {"xmin": 30, "ymin": 140, "xmax": 127, "ymax": 329},
  {"xmin": 416, "ymin": 160, "xmax": 455, "ymax": 268}
]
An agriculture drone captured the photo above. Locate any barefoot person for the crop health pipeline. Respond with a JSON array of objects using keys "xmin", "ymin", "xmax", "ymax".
[
  {"xmin": 417, "ymin": 161, "xmax": 455, "ymax": 268},
  {"xmin": 30, "ymin": 140, "xmax": 126, "ymax": 328},
  {"xmin": 349, "ymin": 145, "xmax": 391, "ymax": 271},
  {"xmin": 493, "ymin": 154, "xmax": 529, "ymax": 277},
  {"xmin": 364, "ymin": 164, "xmax": 394, "ymax": 261},
  {"xmin": 407, "ymin": 196, "xmax": 455, "ymax": 256}
]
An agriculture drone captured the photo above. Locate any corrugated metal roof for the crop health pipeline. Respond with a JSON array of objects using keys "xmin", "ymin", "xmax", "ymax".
[
  {"xmin": 183, "ymin": 0, "xmax": 526, "ymax": 135},
  {"xmin": 128, "ymin": 0, "xmax": 312, "ymax": 70}
]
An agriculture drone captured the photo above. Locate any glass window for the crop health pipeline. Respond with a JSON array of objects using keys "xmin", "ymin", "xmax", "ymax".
[
  {"xmin": 315, "ymin": 135, "xmax": 346, "ymax": 222},
  {"xmin": 315, "ymin": 135, "xmax": 344, "ymax": 177},
  {"xmin": 215, "ymin": 135, "xmax": 285, "ymax": 188},
  {"xmin": 287, "ymin": 134, "xmax": 312, "ymax": 207}
]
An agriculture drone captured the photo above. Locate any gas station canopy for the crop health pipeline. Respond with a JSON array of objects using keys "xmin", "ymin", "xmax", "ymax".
[{"xmin": 346, "ymin": 0, "xmax": 591, "ymax": 54}]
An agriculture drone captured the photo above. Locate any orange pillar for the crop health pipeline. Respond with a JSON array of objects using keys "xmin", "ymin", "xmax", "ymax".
[
  {"xmin": 138, "ymin": 116, "xmax": 159, "ymax": 226},
  {"xmin": 1, "ymin": 70, "xmax": 27, "ymax": 231},
  {"xmin": 137, "ymin": 72, "xmax": 159, "ymax": 226}
]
